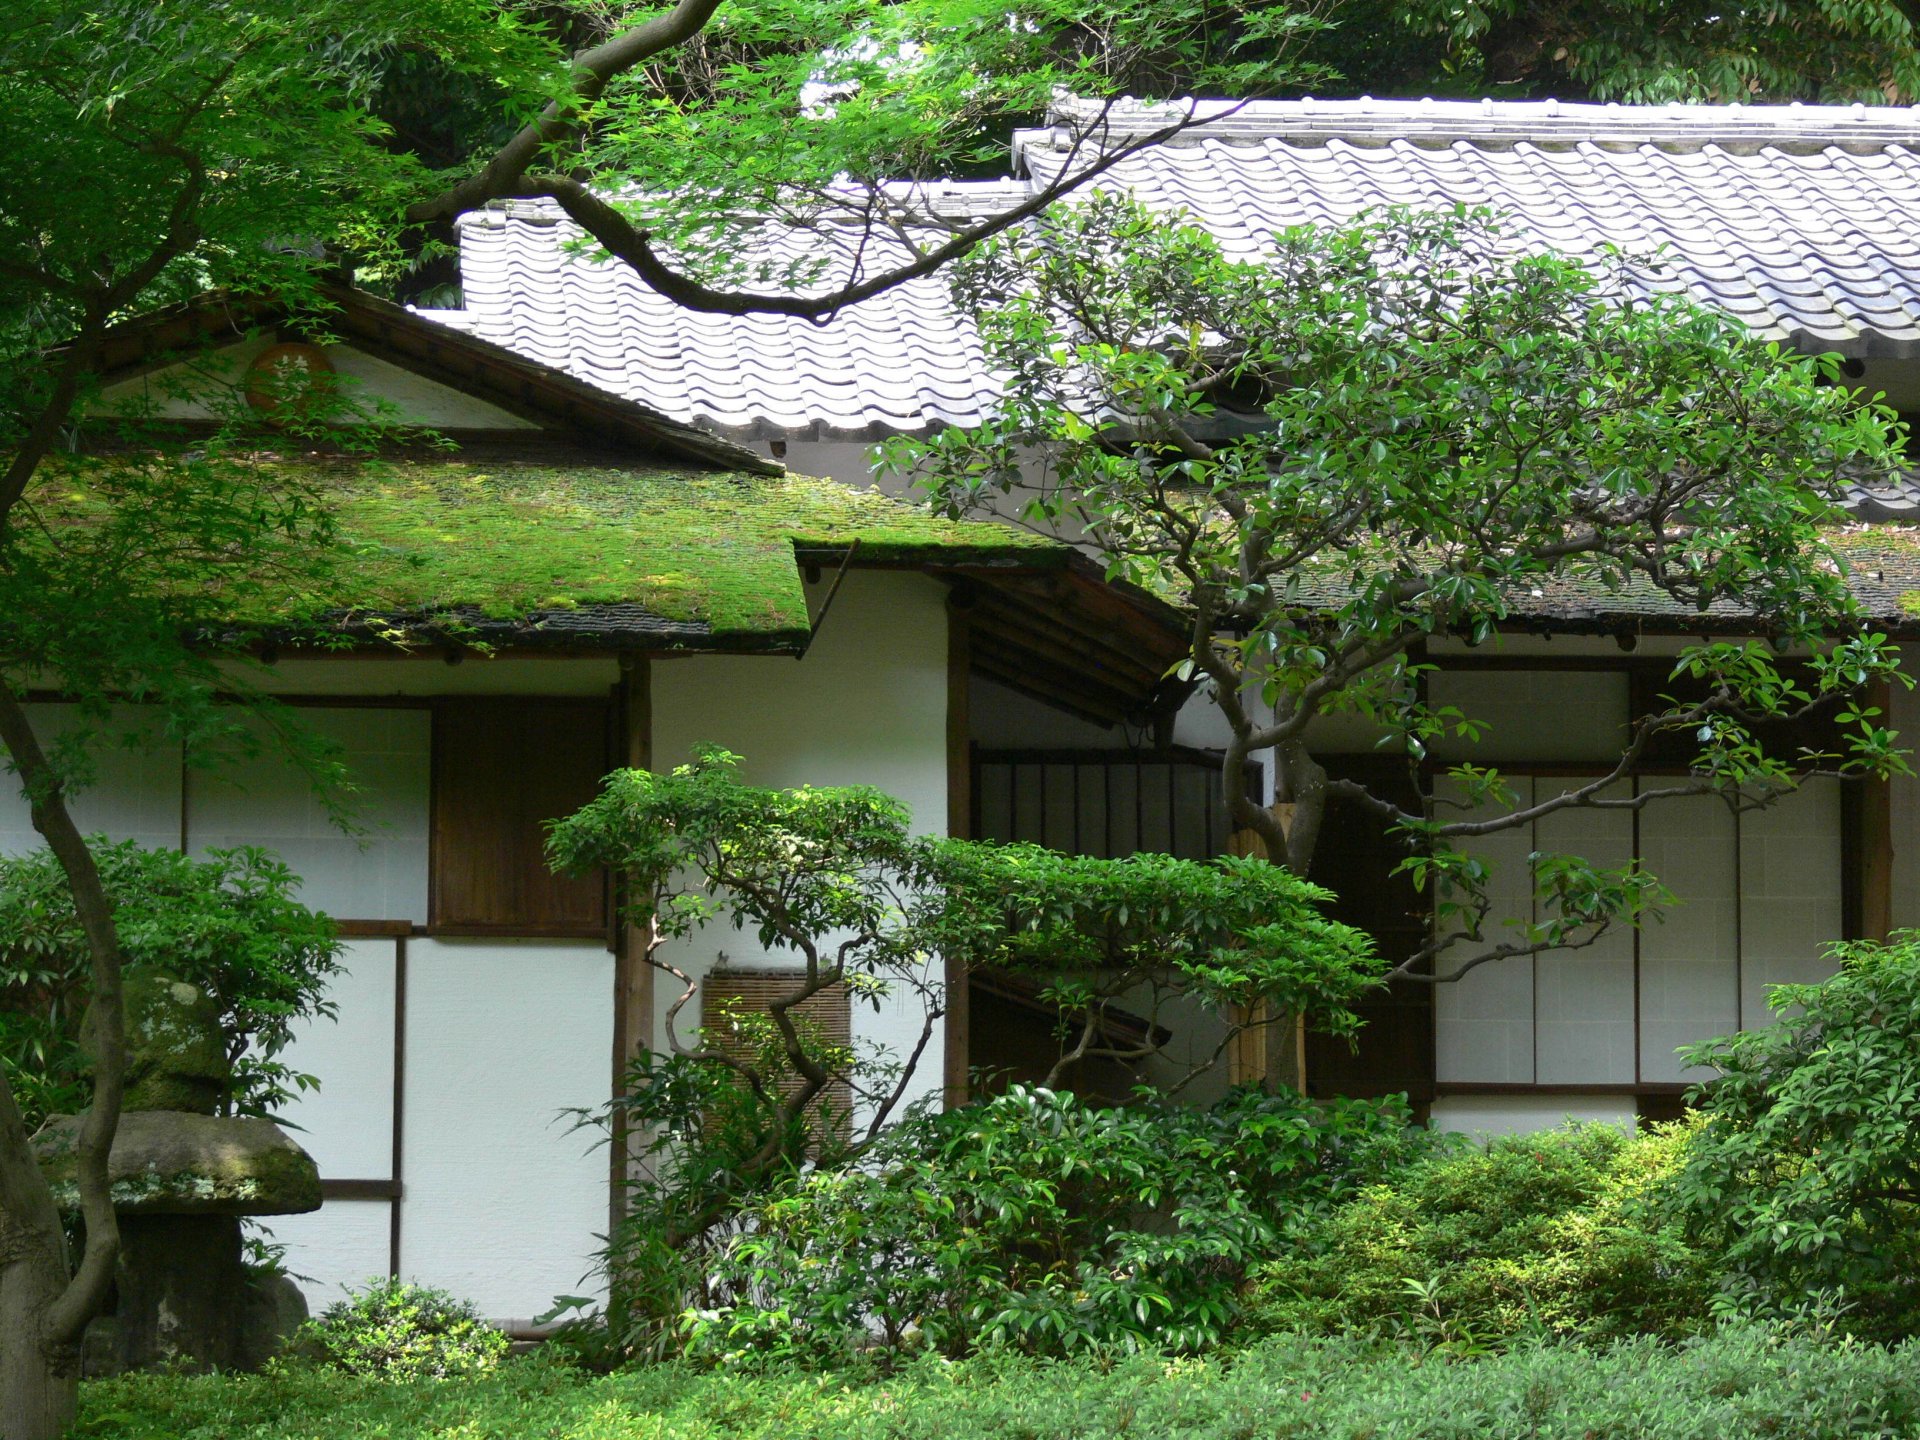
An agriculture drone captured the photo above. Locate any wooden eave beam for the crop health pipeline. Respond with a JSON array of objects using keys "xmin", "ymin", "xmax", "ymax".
[
  {"xmin": 970, "ymin": 626, "xmax": 1151, "ymax": 717},
  {"xmin": 970, "ymin": 653, "xmax": 1125, "ymax": 728},
  {"xmin": 971, "ymin": 592, "xmax": 1167, "ymax": 691}
]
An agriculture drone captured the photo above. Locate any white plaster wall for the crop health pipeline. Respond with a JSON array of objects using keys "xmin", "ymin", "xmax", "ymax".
[
  {"xmin": 276, "ymin": 939, "xmax": 399, "ymax": 1180},
  {"xmin": 272, "ymin": 938, "xmax": 400, "ymax": 1305},
  {"xmin": 401, "ymin": 938, "xmax": 613, "ymax": 1321},
  {"xmin": 269, "ymin": 1200, "xmax": 391, "ymax": 1307},
  {"xmin": 652, "ymin": 570, "xmax": 949, "ymax": 1120},
  {"xmin": 783, "ymin": 441, "xmax": 886, "ymax": 490},
  {"xmin": 1892, "ymin": 684, "xmax": 1920, "ymax": 934},
  {"xmin": 186, "ymin": 708, "xmax": 430, "ymax": 922},
  {"xmin": 93, "ymin": 337, "xmax": 535, "ymax": 429},
  {"xmin": 0, "ymin": 705, "xmax": 182, "ymax": 855},
  {"xmin": 1430, "ymin": 1094, "xmax": 1638, "ymax": 1137}
]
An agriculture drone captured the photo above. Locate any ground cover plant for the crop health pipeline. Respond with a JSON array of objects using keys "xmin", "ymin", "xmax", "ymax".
[
  {"xmin": 75, "ymin": 1325, "xmax": 1920, "ymax": 1440},
  {"xmin": 1247, "ymin": 1121, "xmax": 1713, "ymax": 1348},
  {"xmin": 292, "ymin": 1279, "xmax": 509, "ymax": 1380}
]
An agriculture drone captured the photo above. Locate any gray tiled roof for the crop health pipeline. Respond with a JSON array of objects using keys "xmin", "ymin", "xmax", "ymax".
[{"xmin": 445, "ymin": 97, "xmax": 1920, "ymax": 445}]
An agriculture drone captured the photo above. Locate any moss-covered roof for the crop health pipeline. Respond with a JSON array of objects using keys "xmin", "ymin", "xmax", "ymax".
[
  {"xmin": 302, "ymin": 460, "xmax": 1065, "ymax": 643},
  {"xmin": 43, "ymin": 456, "xmax": 1068, "ymax": 650}
]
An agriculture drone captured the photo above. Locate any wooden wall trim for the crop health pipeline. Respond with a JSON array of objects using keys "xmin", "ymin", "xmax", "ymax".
[
  {"xmin": 319, "ymin": 1179, "xmax": 402, "ymax": 1201},
  {"xmin": 389, "ymin": 933, "xmax": 408, "ymax": 1278},
  {"xmin": 1859, "ymin": 682, "xmax": 1895, "ymax": 944},
  {"xmin": 943, "ymin": 596, "xmax": 972, "ymax": 1111},
  {"xmin": 611, "ymin": 657, "xmax": 653, "ymax": 1229}
]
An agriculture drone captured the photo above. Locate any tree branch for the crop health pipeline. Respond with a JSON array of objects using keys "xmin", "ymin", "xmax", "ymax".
[
  {"xmin": 524, "ymin": 101, "xmax": 1244, "ymax": 319},
  {"xmin": 0, "ymin": 690, "xmax": 125, "ymax": 1347}
]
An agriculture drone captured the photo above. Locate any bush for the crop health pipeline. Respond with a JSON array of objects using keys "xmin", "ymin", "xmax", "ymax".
[
  {"xmin": 77, "ymin": 1326, "xmax": 1920, "ymax": 1439},
  {"xmin": 681, "ymin": 1083, "xmax": 1435, "ymax": 1362},
  {"xmin": 1246, "ymin": 1121, "xmax": 1714, "ymax": 1347},
  {"xmin": 1670, "ymin": 931, "xmax": 1920, "ymax": 1337},
  {"xmin": 0, "ymin": 840, "xmax": 341, "ymax": 1127},
  {"xmin": 291, "ymin": 1278, "xmax": 509, "ymax": 1379}
]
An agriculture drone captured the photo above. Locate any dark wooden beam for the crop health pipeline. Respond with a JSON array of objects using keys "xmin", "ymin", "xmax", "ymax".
[
  {"xmin": 945, "ymin": 598, "xmax": 972, "ymax": 1111},
  {"xmin": 611, "ymin": 655, "xmax": 653, "ymax": 1227}
]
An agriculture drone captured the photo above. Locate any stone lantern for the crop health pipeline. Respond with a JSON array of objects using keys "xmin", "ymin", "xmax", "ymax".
[{"xmin": 33, "ymin": 974, "xmax": 321, "ymax": 1373}]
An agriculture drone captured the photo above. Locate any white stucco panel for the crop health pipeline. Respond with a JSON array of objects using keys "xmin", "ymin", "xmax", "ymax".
[
  {"xmin": 400, "ymin": 938, "xmax": 612, "ymax": 1321},
  {"xmin": 652, "ymin": 570, "xmax": 949, "ymax": 1117},
  {"xmin": 271, "ymin": 1200, "xmax": 392, "ymax": 1309},
  {"xmin": 273, "ymin": 937, "xmax": 398, "ymax": 1180},
  {"xmin": 92, "ymin": 337, "xmax": 536, "ymax": 429}
]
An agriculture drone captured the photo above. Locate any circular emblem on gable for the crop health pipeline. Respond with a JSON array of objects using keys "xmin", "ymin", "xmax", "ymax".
[{"xmin": 244, "ymin": 342, "xmax": 336, "ymax": 417}]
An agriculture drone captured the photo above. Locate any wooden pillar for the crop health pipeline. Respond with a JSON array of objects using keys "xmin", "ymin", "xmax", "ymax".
[
  {"xmin": 943, "ymin": 592, "xmax": 973, "ymax": 1110},
  {"xmin": 1227, "ymin": 803, "xmax": 1306, "ymax": 1093},
  {"xmin": 610, "ymin": 655, "xmax": 653, "ymax": 1226},
  {"xmin": 1861, "ymin": 683, "xmax": 1895, "ymax": 943}
]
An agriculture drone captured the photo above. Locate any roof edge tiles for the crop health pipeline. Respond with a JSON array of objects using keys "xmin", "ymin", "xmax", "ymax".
[{"xmin": 1016, "ymin": 95, "xmax": 1920, "ymax": 158}]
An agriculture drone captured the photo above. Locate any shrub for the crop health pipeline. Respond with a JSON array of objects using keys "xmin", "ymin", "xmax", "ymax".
[
  {"xmin": 0, "ymin": 840, "xmax": 341, "ymax": 1127},
  {"xmin": 291, "ymin": 1278, "xmax": 509, "ymax": 1379},
  {"xmin": 77, "ymin": 1325, "xmax": 1920, "ymax": 1439},
  {"xmin": 1246, "ymin": 1120, "xmax": 1714, "ymax": 1347},
  {"xmin": 682, "ymin": 1083, "xmax": 1435, "ymax": 1362},
  {"xmin": 1670, "ymin": 931, "xmax": 1920, "ymax": 1337}
]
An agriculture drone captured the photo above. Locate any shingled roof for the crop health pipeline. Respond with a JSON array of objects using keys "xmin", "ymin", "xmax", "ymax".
[{"xmin": 444, "ymin": 95, "xmax": 1920, "ymax": 447}]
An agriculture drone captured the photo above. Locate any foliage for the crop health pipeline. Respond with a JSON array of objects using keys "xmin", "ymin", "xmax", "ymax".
[
  {"xmin": 892, "ymin": 194, "xmax": 1908, "ymax": 981},
  {"xmin": 1394, "ymin": 0, "xmax": 1920, "ymax": 103},
  {"xmin": 289, "ymin": 1278, "xmax": 508, "ymax": 1380},
  {"xmin": 1670, "ymin": 932, "xmax": 1920, "ymax": 1337},
  {"xmin": 74, "ymin": 1326, "xmax": 1920, "ymax": 1439},
  {"xmin": 684, "ymin": 1083, "xmax": 1433, "ymax": 1362},
  {"xmin": 549, "ymin": 750, "xmax": 1382, "ymax": 1359},
  {"xmin": 1247, "ymin": 1121, "xmax": 1714, "ymax": 1348},
  {"xmin": 0, "ymin": 842, "xmax": 342, "ymax": 1131},
  {"xmin": 924, "ymin": 841, "xmax": 1382, "ymax": 1083}
]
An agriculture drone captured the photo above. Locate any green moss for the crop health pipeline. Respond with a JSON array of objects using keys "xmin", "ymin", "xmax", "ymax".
[{"xmin": 240, "ymin": 461, "xmax": 1060, "ymax": 637}]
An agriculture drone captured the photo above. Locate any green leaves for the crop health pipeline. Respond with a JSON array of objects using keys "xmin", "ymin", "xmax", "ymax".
[
  {"xmin": 1396, "ymin": 0, "xmax": 1920, "ymax": 103},
  {"xmin": 685, "ymin": 1083, "xmax": 1432, "ymax": 1361},
  {"xmin": 0, "ymin": 840, "xmax": 343, "ymax": 1128},
  {"xmin": 1669, "ymin": 931, "xmax": 1920, "ymax": 1336},
  {"xmin": 896, "ymin": 191, "xmax": 1908, "ymax": 977},
  {"xmin": 921, "ymin": 842, "xmax": 1382, "ymax": 1035}
]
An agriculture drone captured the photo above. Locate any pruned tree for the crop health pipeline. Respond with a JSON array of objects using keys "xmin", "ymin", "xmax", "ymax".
[
  {"xmin": 889, "ymin": 195, "xmax": 1911, "ymax": 987},
  {"xmin": 544, "ymin": 746, "xmax": 1379, "ymax": 1352}
]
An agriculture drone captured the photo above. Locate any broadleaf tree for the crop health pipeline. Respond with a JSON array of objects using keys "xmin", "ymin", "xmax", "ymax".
[
  {"xmin": 544, "ymin": 746, "xmax": 1379, "ymax": 1351},
  {"xmin": 0, "ymin": 3, "xmax": 547, "ymax": 1435},
  {"xmin": 887, "ymin": 193, "xmax": 1911, "ymax": 987}
]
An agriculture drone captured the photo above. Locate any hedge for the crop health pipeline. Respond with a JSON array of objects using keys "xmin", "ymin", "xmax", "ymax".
[{"xmin": 81, "ymin": 1325, "xmax": 1920, "ymax": 1440}]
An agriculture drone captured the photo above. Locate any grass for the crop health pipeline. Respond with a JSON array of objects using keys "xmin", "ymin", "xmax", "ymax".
[{"xmin": 77, "ymin": 1326, "xmax": 1920, "ymax": 1440}]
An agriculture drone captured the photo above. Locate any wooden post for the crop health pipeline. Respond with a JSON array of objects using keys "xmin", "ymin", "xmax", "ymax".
[
  {"xmin": 943, "ymin": 592, "xmax": 973, "ymax": 1110},
  {"xmin": 1227, "ymin": 802, "xmax": 1304, "ymax": 1093},
  {"xmin": 1862, "ymin": 682, "xmax": 1895, "ymax": 943},
  {"xmin": 610, "ymin": 655, "xmax": 653, "ymax": 1227}
]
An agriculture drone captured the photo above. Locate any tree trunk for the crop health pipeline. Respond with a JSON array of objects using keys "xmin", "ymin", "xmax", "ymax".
[
  {"xmin": 0, "ymin": 691, "xmax": 128, "ymax": 1440},
  {"xmin": 0, "ymin": 1212, "xmax": 79, "ymax": 1440}
]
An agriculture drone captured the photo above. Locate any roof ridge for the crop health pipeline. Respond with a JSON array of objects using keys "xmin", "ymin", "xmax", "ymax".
[{"xmin": 1018, "ymin": 95, "xmax": 1920, "ymax": 157}]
